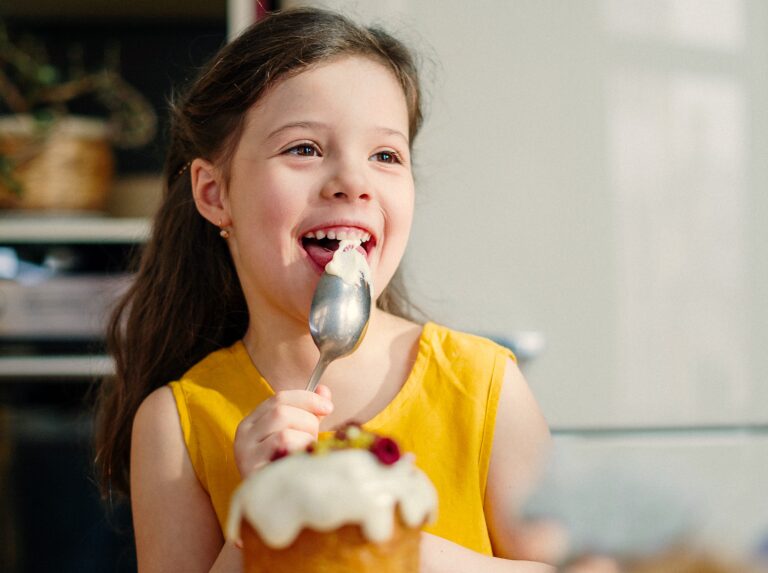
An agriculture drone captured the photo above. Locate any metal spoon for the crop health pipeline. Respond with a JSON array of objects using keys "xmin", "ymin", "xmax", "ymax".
[{"xmin": 305, "ymin": 271, "xmax": 371, "ymax": 392}]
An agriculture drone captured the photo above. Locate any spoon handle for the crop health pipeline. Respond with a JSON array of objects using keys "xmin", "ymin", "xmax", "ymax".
[{"xmin": 305, "ymin": 356, "xmax": 330, "ymax": 392}]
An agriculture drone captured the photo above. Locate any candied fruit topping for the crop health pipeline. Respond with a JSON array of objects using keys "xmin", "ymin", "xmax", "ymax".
[{"xmin": 270, "ymin": 423, "xmax": 401, "ymax": 466}]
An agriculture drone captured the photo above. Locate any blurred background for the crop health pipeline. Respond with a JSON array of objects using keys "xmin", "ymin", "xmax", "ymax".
[{"xmin": 1, "ymin": 0, "xmax": 766, "ymax": 571}]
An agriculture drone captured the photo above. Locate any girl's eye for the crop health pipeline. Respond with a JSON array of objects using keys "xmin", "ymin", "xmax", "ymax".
[
  {"xmin": 286, "ymin": 143, "xmax": 320, "ymax": 157},
  {"xmin": 370, "ymin": 150, "xmax": 402, "ymax": 164}
]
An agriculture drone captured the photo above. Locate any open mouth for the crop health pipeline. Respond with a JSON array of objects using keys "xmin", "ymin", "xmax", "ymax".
[{"xmin": 300, "ymin": 227, "xmax": 374, "ymax": 270}]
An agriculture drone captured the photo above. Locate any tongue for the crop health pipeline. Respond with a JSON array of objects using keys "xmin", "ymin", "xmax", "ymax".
[{"xmin": 304, "ymin": 242, "xmax": 336, "ymax": 269}]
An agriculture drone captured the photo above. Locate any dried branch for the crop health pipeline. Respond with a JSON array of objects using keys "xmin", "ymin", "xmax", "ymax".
[{"xmin": 0, "ymin": 67, "xmax": 29, "ymax": 113}]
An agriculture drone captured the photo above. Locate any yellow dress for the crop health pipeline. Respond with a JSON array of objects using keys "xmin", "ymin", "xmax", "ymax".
[{"xmin": 169, "ymin": 321, "xmax": 513, "ymax": 555}]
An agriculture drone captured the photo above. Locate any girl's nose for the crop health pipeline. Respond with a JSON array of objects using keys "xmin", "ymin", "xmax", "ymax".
[{"xmin": 320, "ymin": 162, "xmax": 372, "ymax": 202}]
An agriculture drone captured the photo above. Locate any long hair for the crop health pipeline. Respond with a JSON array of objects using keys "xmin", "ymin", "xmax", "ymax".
[{"xmin": 93, "ymin": 7, "xmax": 424, "ymax": 500}]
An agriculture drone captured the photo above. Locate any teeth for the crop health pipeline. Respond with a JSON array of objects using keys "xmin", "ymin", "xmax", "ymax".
[{"xmin": 302, "ymin": 228, "xmax": 372, "ymax": 243}]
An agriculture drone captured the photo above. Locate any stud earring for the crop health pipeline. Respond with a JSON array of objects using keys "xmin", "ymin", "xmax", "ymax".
[{"xmin": 218, "ymin": 219, "xmax": 230, "ymax": 239}]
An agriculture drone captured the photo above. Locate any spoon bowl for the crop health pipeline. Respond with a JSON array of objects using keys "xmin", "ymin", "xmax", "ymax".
[{"xmin": 305, "ymin": 271, "xmax": 371, "ymax": 392}]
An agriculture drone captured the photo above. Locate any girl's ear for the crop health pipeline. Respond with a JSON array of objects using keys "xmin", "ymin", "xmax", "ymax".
[{"xmin": 191, "ymin": 158, "xmax": 231, "ymax": 227}]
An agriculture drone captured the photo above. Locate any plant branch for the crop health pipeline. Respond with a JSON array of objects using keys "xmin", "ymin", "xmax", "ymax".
[
  {"xmin": 0, "ymin": 67, "xmax": 29, "ymax": 113},
  {"xmin": 35, "ymin": 74, "xmax": 104, "ymax": 105}
]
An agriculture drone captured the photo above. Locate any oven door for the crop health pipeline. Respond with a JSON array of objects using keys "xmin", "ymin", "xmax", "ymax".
[{"xmin": 1, "ymin": 239, "xmax": 138, "ymax": 573}]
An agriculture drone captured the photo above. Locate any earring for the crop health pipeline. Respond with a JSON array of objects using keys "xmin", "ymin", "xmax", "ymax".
[{"xmin": 218, "ymin": 219, "xmax": 230, "ymax": 239}]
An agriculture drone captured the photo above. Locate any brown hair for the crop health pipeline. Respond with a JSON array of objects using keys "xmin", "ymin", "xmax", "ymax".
[{"xmin": 93, "ymin": 7, "xmax": 424, "ymax": 500}]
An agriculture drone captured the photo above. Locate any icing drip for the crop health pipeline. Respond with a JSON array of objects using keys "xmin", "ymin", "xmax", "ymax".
[{"xmin": 226, "ymin": 450, "xmax": 437, "ymax": 548}]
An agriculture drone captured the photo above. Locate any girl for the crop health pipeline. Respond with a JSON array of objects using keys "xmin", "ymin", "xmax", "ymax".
[{"xmin": 94, "ymin": 7, "xmax": 553, "ymax": 573}]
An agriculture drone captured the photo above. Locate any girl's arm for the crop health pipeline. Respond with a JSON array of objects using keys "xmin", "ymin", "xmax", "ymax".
[
  {"xmin": 131, "ymin": 387, "xmax": 240, "ymax": 573},
  {"xmin": 484, "ymin": 357, "xmax": 558, "ymax": 564},
  {"xmin": 130, "ymin": 385, "xmax": 332, "ymax": 572},
  {"xmin": 421, "ymin": 532, "xmax": 555, "ymax": 573}
]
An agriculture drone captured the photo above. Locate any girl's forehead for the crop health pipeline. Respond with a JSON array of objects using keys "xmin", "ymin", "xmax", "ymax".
[
  {"xmin": 275, "ymin": 55, "xmax": 396, "ymax": 91},
  {"xmin": 245, "ymin": 56, "xmax": 408, "ymax": 123},
  {"xmin": 252, "ymin": 56, "xmax": 405, "ymax": 109}
]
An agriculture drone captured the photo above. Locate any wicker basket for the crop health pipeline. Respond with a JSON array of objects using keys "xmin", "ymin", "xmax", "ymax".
[{"xmin": 0, "ymin": 115, "xmax": 114, "ymax": 212}]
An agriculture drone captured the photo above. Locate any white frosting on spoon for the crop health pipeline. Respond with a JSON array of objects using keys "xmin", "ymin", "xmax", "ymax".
[
  {"xmin": 324, "ymin": 239, "xmax": 373, "ymax": 295},
  {"xmin": 226, "ymin": 450, "xmax": 437, "ymax": 548}
]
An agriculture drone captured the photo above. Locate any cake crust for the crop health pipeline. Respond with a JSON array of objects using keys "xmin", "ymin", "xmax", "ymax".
[{"xmin": 241, "ymin": 514, "xmax": 421, "ymax": 573}]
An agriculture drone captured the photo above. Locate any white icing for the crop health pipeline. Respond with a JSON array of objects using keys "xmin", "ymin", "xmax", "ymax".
[
  {"xmin": 324, "ymin": 239, "xmax": 373, "ymax": 295},
  {"xmin": 226, "ymin": 450, "xmax": 438, "ymax": 549}
]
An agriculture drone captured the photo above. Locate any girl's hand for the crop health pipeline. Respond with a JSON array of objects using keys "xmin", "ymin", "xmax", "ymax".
[{"xmin": 233, "ymin": 385, "xmax": 333, "ymax": 478}]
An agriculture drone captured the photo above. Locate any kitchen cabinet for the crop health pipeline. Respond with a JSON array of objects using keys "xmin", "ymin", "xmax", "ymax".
[
  {"xmin": 0, "ymin": 217, "xmax": 148, "ymax": 572},
  {"xmin": 1, "ymin": 1, "xmax": 228, "ymax": 200},
  {"xmin": 0, "ymin": 6, "xmax": 228, "ymax": 573},
  {"xmin": 0, "ymin": 216, "xmax": 148, "ymax": 378}
]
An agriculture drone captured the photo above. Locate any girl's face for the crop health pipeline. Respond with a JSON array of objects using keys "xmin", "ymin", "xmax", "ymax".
[{"xmin": 220, "ymin": 56, "xmax": 414, "ymax": 325}]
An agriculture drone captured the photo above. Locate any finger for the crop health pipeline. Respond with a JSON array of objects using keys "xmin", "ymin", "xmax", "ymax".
[
  {"xmin": 267, "ymin": 428, "xmax": 317, "ymax": 452},
  {"xmin": 314, "ymin": 384, "xmax": 333, "ymax": 424},
  {"xmin": 259, "ymin": 403, "xmax": 324, "ymax": 438},
  {"xmin": 251, "ymin": 430, "xmax": 315, "ymax": 470},
  {"xmin": 272, "ymin": 389, "xmax": 333, "ymax": 415},
  {"xmin": 238, "ymin": 428, "xmax": 318, "ymax": 477},
  {"xmin": 240, "ymin": 389, "xmax": 333, "ymax": 427},
  {"xmin": 238, "ymin": 404, "xmax": 324, "ymax": 449}
]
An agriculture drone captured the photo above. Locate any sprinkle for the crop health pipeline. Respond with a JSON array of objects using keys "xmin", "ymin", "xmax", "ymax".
[{"xmin": 270, "ymin": 423, "xmax": 401, "ymax": 467}]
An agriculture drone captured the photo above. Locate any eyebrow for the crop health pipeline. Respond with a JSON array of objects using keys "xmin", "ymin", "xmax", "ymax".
[
  {"xmin": 266, "ymin": 121, "xmax": 409, "ymax": 144},
  {"xmin": 375, "ymin": 126, "xmax": 409, "ymax": 144},
  {"xmin": 266, "ymin": 121, "xmax": 328, "ymax": 141}
]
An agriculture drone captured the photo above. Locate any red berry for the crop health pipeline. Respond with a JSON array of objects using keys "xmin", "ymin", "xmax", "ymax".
[
  {"xmin": 369, "ymin": 437, "xmax": 400, "ymax": 465},
  {"xmin": 270, "ymin": 447, "xmax": 289, "ymax": 462}
]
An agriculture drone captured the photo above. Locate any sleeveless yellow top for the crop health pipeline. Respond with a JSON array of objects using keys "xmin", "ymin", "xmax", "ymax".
[{"xmin": 169, "ymin": 322, "xmax": 513, "ymax": 555}]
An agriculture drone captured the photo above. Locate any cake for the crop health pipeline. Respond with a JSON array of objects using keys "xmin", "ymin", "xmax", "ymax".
[{"xmin": 226, "ymin": 425, "xmax": 438, "ymax": 572}]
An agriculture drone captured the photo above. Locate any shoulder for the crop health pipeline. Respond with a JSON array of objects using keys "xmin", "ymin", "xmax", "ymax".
[
  {"xmin": 494, "ymin": 357, "xmax": 551, "ymax": 462},
  {"xmin": 131, "ymin": 387, "xmax": 190, "ymax": 514},
  {"xmin": 134, "ymin": 386, "xmax": 177, "ymax": 432},
  {"xmin": 132, "ymin": 386, "xmax": 183, "ymax": 460}
]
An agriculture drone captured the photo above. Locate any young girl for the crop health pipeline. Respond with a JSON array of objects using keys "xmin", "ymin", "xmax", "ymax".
[{"xmin": 94, "ymin": 7, "xmax": 553, "ymax": 573}]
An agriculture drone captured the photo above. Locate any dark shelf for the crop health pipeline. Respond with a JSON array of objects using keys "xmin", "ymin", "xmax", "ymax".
[{"xmin": 2, "ymin": 0, "xmax": 226, "ymax": 21}]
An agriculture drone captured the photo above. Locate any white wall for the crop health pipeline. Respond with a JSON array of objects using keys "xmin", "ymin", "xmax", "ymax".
[
  {"xmin": 284, "ymin": 0, "xmax": 768, "ymax": 431},
  {"xmin": 279, "ymin": 0, "xmax": 768, "ymax": 558}
]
